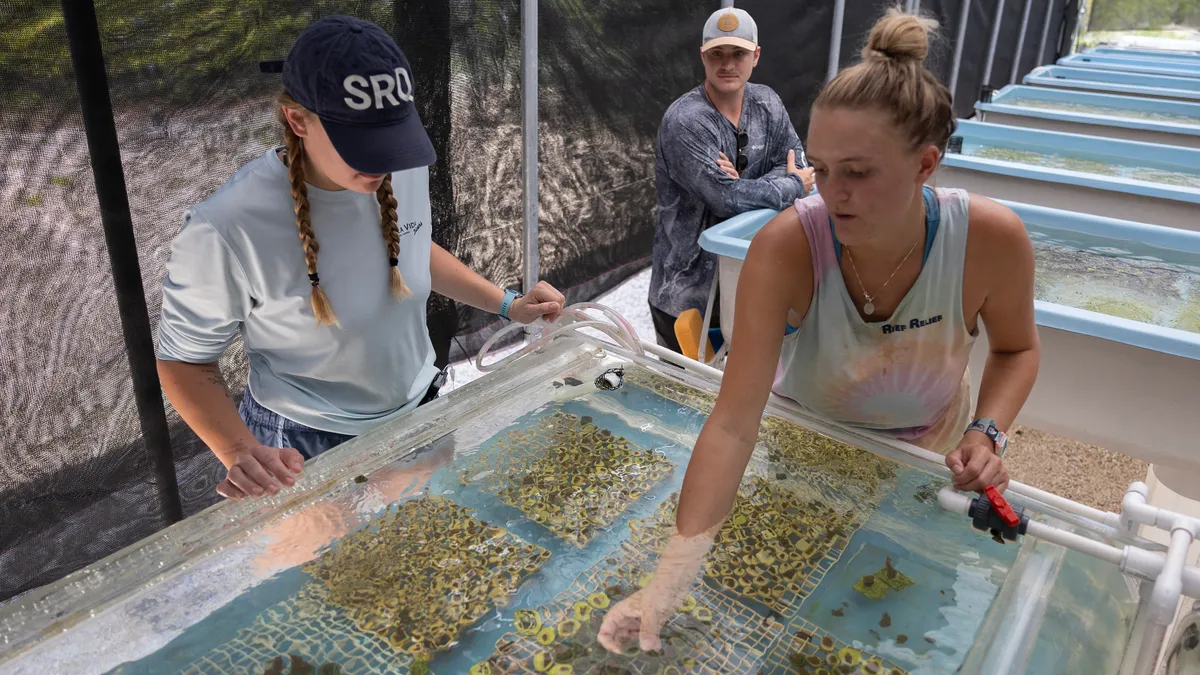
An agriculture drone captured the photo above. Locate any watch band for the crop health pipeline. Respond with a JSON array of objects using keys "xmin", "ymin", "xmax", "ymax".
[
  {"xmin": 966, "ymin": 417, "xmax": 1008, "ymax": 457},
  {"xmin": 499, "ymin": 288, "xmax": 523, "ymax": 320}
]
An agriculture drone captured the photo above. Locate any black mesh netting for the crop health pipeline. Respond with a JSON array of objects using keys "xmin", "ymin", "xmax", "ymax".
[{"xmin": 0, "ymin": 0, "xmax": 1074, "ymax": 602}]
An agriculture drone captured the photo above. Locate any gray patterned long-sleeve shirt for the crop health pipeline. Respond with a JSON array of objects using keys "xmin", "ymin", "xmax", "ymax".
[{"xmin": 649, "ymin": 82, "xmax": 808, "ymax": 318}]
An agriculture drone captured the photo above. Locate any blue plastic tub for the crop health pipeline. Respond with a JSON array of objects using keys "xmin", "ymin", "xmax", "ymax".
[
  {"xmin": 1059, "ymin": 52, "xmax": 1200, "ymax": 78},
  {"xmin": 1086, "ymin": 46, "xmax": 1200, "ymax": 64},
  {"xmin": 975, "ymin": 84, "xmax": 1200, "ymax": 148},
  {"xmin": 935, "ymin": 119, "xmax": 1200, "ymax": 230},
  {"xmin": 697, "ymin": 200, "xmax": 1200, "ymax": 496},
  {"xmin": 1024, "ymin": 65, "xmax": 1200, "ymax": 102}
]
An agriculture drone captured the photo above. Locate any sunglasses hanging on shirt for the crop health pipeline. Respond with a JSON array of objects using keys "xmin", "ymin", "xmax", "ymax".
[{"xmin": 736, "ymin": 129, "xmax": 748, "ymax": 172}]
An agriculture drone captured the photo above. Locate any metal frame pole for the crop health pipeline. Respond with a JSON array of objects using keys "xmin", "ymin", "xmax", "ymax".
[
  {"xmin": 1036, "ymin": 0, "xmax": 1056, "ymax": 66},
  {"xmin": 827, "ymin": 0, "xmax": 846, "ymax": 81},
  {"xmin": 521, "ymin": 0, "xmax": 538, "ymax": 298},
  {"xmin": 982, "ymin": 0, "xmax": 1007, "ymax": 87},
  {"xmin": 1010, "ymin": 0, "xmax": 1035, "ymax": 82},
  {"xmin": 60, "ymin": 0, "xmax": 182, "ymax": 522},
  {"xmin": 949, "ymin": 0, "xmax": 972, "ymax": 98},
  {"xmin": 1068, "ymin": 0, "xmax": 1086, "ymax": 55},
  {"xmin": 720, "ymin": 0, "xmax": 734, "ymax": 7}
]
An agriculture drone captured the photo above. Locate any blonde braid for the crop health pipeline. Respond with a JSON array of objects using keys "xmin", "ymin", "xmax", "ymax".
[
  {"xmin": 279, "ymin": 93, "xmax": 338, "ymax": 327},
  {"xmin": 376, "ymin": 174, "xmax": 411, "ymax": 300}
]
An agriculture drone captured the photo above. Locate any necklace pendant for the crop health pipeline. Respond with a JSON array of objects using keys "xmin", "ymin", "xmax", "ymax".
[{"xmin": 863, "ymin": 301, "xmax": 875, "ymax": 315}]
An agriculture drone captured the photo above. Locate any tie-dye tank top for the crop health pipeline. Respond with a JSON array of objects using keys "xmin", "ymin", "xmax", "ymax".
[{"xmin": 772, "ymin": 187, "xmax": 977, "ymax": 453}]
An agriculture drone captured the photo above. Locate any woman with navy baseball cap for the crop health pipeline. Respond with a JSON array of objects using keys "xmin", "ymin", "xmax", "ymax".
[{"xmin": 155, "ymin": 15, "xmax": 565, "ymax": 500}]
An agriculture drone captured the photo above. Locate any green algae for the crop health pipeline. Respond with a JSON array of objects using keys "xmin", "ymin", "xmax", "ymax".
[
  {"xmin": 1173, "ymin": 295, "xmax": 1200, "ymax": 334},
  {"xmin": 1082, "ymin": 297, "xmax": 1156, "ymax": 323}
]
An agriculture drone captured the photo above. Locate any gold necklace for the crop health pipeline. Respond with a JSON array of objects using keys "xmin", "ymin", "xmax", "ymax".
[{"xmin": 846, "ymin": 238, "xmax": 921, "ymax": 316}]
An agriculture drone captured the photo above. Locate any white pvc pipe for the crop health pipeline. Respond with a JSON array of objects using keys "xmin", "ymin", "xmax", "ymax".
[
  {"xmin": 1125, "ymin": 546, "xmax": 1200, "ymax": 600},
  {"xmin": 939, "ymin": 484, "xmax": 973, "ymax": 515},
  {"xmin": 1006, "ymin": 480, "xmax": 1123, "ymax": 529},
  {"xmin": 940, "ymin": 479, "xmax": 1122, "ymax": 532},
  {"xmin": 1121, "ymin": 482, "xmax": 1200, "ymax": 539},
  {"xmin": 1136, "ymin": 622, "xmax": 1170, "ymax": 675},
  {"xmin": 1151, "ymin": 529, "xmax": 1195, "ymax": 624},
  {"xmin": 642, "ymin": 341, "xmax": 726, "ymax": 382},
  {"xmin": 1135, "ymin": 528, "xmax": 1195, "ymax": 674},
  {"xmin": 938, "ymin": 487, "xmax": 1200, "ymax": 598},
  {"xmin": 1026, "ymin": 519, "xmax": 1125, "ymax": 567}
]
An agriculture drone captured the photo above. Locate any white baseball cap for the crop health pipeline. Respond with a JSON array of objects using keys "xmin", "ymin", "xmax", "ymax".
[{"xmin": 701, "ymin": 7, "xmax": 758, "ymax": 52}]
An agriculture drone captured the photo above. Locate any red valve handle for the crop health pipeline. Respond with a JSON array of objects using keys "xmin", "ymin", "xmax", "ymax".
[{"xmin": 985, "ymin": 485, "xmax": 1020, "ymax": 528}]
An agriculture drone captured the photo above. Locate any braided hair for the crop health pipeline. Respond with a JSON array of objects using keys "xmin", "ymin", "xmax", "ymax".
[{"xmin": 277, "ymin": 91, "xmax": 411, "ymax": 328}]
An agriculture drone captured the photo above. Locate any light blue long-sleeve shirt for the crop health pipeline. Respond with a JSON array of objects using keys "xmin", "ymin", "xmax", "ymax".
[
  {"xmin": 650, "ymin": 83, "xmax": 808, "ymax": 317},
  {"xmin": 156, "ymin": 147, "xmax": 438, "ymax": 436}
]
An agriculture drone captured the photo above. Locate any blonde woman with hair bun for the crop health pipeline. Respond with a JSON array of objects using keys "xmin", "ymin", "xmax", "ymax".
[
  {"xmin": 155, "ymin": 16, "xmax": 564, "ymax": 501},
  {"xmin": 599, "ymin": 7, "xmax": 1040, "ymax": 653}
]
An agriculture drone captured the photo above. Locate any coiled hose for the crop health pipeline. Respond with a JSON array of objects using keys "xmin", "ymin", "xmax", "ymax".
[{"xmin": 475, "ymin": 302, "xmax": 644, "ymax": 373}]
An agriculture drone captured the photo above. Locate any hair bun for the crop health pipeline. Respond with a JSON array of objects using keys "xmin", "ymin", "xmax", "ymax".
[{"xmin": 862, "ymin": 7, "xmax": 937, "ymax": 64}]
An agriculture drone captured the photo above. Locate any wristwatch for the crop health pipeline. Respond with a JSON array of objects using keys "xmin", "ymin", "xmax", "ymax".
[
  {"xmin": 965, "ymin": 417, "xmax": 1008, "ymax": 457},
  {"xmin": 499, "ymin": 288, "xmax": 524, "ymax": 320}
]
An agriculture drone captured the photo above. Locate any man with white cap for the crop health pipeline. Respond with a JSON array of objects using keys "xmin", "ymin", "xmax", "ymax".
[{"xmin": 648, "ymin": 6, "xmax": 814, "ymax": 354}]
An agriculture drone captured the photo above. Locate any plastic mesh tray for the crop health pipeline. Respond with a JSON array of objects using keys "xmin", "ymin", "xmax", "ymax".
[
  {"xmin": 627, "ymin": 477, "xmax": 863, "ymax": 617},
  {"xmin": 626, "ymin": 370, "xmax": 898, "ymax": 518},
  {"xmin": 458, "ymin": 409, "xmax": 674, "ymax": 547},
  {"xmin": 762, "ymin": 622, "xmax": 909, "ymax": 675},
  {"xmin": 302, "ymin": 495, "xmax": 550, "ymax": 662},
  {"xmin": 472, "ymin": 544, "xmax": 784, "ymax": 674},
  {"xmin": 755, "ymin": 417, "xmax": 897, "ymax": 521},
  {"xmin": 178, "ymin": 581, "xmax": 410, "ymax": 675}
]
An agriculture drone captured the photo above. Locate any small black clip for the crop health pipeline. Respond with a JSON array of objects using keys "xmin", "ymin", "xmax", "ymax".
[
  {"xmin": 947, "ymin": 136, "xmax": 964, "ymax": 154},
  {"xmin": 259, "ymin": 59, "xmax": 285, "ymax": 74},
  {"xmin": 980, "ymin": 85, "xmax": 996, "ymax": 103}
]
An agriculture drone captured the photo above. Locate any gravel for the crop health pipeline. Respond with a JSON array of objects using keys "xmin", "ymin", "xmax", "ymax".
[{"xmin": 1003, "ymin": 425, "xmax": 1149, "ymax": 513}]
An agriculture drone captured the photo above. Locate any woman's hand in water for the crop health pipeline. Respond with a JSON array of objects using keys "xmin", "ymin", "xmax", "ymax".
[
  {"xmin": 216, "ymin": 444, "xmax": 305, "ymax": 500},
  {"xmin": 597, "ymin": 529, "xmax": 717, "ymax": 654},
  {"xmin": 945, "ymin": 431, "xmax": 1009, "ymax": 493},
  {"xmin": 508, "ymin": 281, "xmax": 565, "ymax": 324}
]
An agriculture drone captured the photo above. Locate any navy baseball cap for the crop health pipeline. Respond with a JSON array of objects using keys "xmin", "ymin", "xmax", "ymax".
[{"xmin": 281, "ymin": 15, "xmax": 436, "ymax": 175}]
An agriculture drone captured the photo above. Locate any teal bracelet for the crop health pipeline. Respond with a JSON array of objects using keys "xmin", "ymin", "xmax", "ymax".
[{"xmin": 499, "ymin": 288, "xmax": 522, "ymax": 320}]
